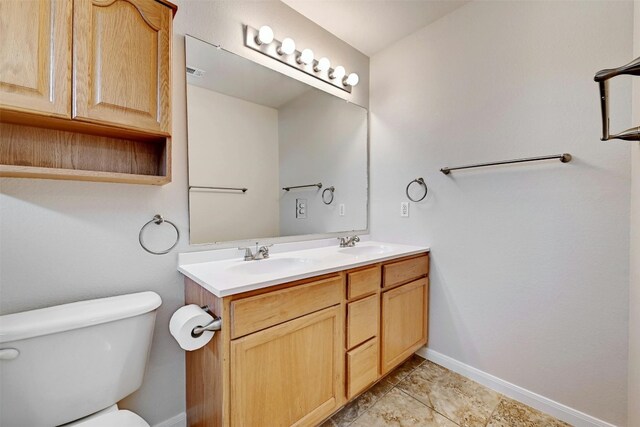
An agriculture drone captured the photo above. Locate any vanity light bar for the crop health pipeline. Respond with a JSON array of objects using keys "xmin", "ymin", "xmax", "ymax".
[{"xmin": 244, "ymin": 25, "xmax": 359, "ymax": 94}]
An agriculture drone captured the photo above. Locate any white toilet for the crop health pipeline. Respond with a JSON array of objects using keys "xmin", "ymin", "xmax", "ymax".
[{"xmin": 0, "ymin": 291, "xmax": 162, "ymax": 427}]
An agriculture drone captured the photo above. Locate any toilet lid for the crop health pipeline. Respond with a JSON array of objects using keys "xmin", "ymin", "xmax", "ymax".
[{"xmin": 70, "ymin": 410, "xmax": 149, "ymax": 427}]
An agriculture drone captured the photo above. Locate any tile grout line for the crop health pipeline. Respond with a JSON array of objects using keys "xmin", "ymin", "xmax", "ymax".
[
  {"xmin": 397, "ymin": 360, "xmax": 441, "ymax": 412},
  {"xmin": 397, "ymin": 360, "xmax": 464, "ymax": 426},
  {"xmin": 396, "ymin": 387, "xmax": 463, "ymax": 427},
  {"xmin": 399, "ymin": 359, "xmax": 494, "ymax": 427},
  {"xmin": 424, "ymin": 359, "xmax": 507, "ymax": 427},
  {"xmin": 483, "ymin": 397, "xmax": 504, "ymax": 427},
  {"xmin": 344, "ymin": 380, "xmax": 397, "ymax": 427},
  {"xmin": 337, "ymin": 357, "xmax": 570, "ymax": 427},
  {"xmin": 343, "ymin": 357, "xmax": 427, "ymax": 427}
]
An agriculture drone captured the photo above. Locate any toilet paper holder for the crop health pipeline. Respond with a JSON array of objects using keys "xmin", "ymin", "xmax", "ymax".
[{"xmin": 191, "ymin": 306, "xmax": 222, "ymax": 337}]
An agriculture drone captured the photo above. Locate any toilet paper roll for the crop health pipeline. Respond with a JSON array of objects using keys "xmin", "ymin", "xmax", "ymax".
[{"xmin": 170, "ymin": 304, "xmax": 215, "ymax": 351}]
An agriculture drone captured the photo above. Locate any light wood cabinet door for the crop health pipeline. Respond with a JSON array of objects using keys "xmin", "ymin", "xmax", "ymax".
[
  {"xmin": 230, "ymin": 306, "xmax": 344, "ymax": 427},
  {"xmin": 381, "ymin": 278, "xmax": 428, "ymax": 374},
  {"xmin": 0, "ymin": 0, "xmax": 72, "ymax": 117},
  {"xmin": 73, "ymin": 0, "xmax": 172, "ymax": 135}
]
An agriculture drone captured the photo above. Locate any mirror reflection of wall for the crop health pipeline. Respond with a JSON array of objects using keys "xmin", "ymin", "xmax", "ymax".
[
  {"xmin": 279, "ymin": 90, "xmax": 367, "ymax": 236},
  {"xmin": 186, "ymin": 35, "xmax": 368, "ymax": 245}
]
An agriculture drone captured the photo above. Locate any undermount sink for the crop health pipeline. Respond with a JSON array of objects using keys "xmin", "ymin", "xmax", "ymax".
[
  {"xmin": 338, "ymin": 245, "xmax": 393, "ymax": 257},
  {"xmin": 227, "ymin": 257, "xmax": 318, "ymax": 275}
]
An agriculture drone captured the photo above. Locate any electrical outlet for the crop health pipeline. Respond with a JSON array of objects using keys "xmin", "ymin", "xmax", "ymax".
[
  {"xmin": 400, "ymin": 202, "xmax": 409, "ymax": 217},
  {"xmin": 296, "ymin": 198, "xmax": 307, "ymax": 219},
  {"xmin": 339, "ymin": 204, "xmax": 345, "ymax": 216}
]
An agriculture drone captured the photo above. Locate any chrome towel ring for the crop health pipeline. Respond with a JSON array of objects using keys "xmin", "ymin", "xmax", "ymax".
[
  {"xmin": 322, "ymin": 186, "xmax": 335, "ymax": 205},
  {"xmin": 139, "ymin": 214, "xmax": 180, "ymax": 255},
  {"xmin": 406, "ymin": 178, "xmax": 427, "ymax": 202}
]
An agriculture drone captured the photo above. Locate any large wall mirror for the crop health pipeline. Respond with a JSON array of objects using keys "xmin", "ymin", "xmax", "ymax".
[{"xmin": 185, "ymin": 35, "xmax": 368, "ymax": 244}]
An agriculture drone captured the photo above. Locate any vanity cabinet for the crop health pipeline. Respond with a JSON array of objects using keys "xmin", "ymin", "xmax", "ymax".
[
  {"xmin": 184, "ymin": 252, "xmax": 429, "ymax": 427},
  {"xmin": 0, "ymin": 0, "xmax": 177, "ymax": 185}
]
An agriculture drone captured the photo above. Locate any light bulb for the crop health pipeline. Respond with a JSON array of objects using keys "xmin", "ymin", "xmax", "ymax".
[
  {"xmin": 344, "ymin": 73, "xmax": 359, "ymax": 87},
  {"xmin": 256, "ymin": 25, "xmax": 274, "ymax": 45},
  {"xmin": 314, "ymin": 57, "xmax": 330, "ymax": 72},
  {"xmin": 297, "ymin": 48, "xmax": 314, "ymax": 65},
  {"xmin": 330, "ymin": 65, "xmax": 345, "ymax": 80},
  {"xmin": 278, "ymin": 37, "xmax": 296, "ymax": 55}
]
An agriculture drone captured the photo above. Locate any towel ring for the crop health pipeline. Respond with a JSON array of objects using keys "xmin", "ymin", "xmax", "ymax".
[
  {"xmin": 406, "ymin": 178, "xmax": 427, "ymax": 202},
  {"xmin": 139, "ymin": 214, "xmax": 180, "ymax": 255},
  {"xmin": 322, "ymin": 186, "xmax": 335, "ymax": 205}
]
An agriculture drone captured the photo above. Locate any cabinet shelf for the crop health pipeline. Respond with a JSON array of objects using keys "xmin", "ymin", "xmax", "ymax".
[
  {"xmin": 0, "ymin": 123, "xmax": 171, "ymax": 185},
  {"xmin": 0, "ymin": 165, "xmax": 170, "ymax": 185}
]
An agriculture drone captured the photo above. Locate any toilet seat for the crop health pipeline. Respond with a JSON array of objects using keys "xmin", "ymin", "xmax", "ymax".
[{"xmin": 67, "ymin": 410, "xmax": 150, "ymax": 427}]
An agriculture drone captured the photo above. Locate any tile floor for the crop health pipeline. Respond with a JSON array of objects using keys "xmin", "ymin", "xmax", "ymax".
[{"xmin": 321, "ymin": 355, "xmax": 571, "ymax": 427}]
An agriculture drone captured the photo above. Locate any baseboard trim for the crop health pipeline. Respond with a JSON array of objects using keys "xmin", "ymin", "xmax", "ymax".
[
  {"xmin": 153, "ymin": 412, "xmax": 186, "ymax": 427},
  {"xmin": 416, "ymin": 348, "xmax": 618, "ymax": 427}
]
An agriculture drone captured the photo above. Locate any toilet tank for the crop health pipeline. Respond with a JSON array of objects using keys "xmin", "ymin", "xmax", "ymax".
[{"xmin": 0, "ymin": 292, "xmax": 162, "ymax": 427}]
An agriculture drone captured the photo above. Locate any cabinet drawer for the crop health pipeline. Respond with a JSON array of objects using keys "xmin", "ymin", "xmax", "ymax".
[
  {"xmin": 347, "ymin": 338, "xmax": 379, "ymax": 399},
  {"xmin": 347, "ymin": 294, "xmax": 378, "ymax": 349},
  {"xmin": 347, "ymin": 266, "xmax": 380, "ymax": 300},
  {"xmin": 231, "ymin": 275, "xmax": 343, "ymax": 338},
  {"xmin": 383, "ymin": 254, "xmax": 429, "ymax": 288}
]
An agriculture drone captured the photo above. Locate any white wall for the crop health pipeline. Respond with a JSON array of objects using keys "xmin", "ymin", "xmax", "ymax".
[
  {"xmin": 0, "ymin": 1, "xmax": 369, "ymax": 425},
  {"xmin": 369, "ymin": 1, "xmax": 632, "ymax": 425},
  {"xmin": 628, "ymin": 3, "xmax": 640, "ymax": 425},
  {"xmin": 278, "ymin": 90, "xmax": 368, "ymax": 236},
  {"xmin": 187, "ymin": 85, "xmax": 280, "ymax": 243}
]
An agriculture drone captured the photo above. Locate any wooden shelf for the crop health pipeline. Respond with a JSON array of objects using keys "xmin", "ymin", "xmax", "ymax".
[
  {"xmin": 0, "ymin": 122, "xmax": 171, "ymax": 185},
  {"xmin": 0, "ymin": 165, "xmax": 170, "ymax": 185}
]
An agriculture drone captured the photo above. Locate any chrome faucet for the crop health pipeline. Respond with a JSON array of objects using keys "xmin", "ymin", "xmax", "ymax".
[
  {"xmin": 338, "ymin": 235, "xmax": 360, "ymax": 248},
  {"xmin": 239, "ymin": 243, "xmax": 273, "ymax": 261}
]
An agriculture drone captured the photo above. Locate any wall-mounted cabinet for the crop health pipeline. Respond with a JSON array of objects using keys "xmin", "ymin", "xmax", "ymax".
[{"xmin": 0, "ymin": 0, "xmax": 176, "ymax": 185}]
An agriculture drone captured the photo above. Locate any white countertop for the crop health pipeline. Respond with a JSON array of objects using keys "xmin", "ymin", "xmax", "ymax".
[{"xmin": 178, "ymin": 241, "xmax": 430, "ymax": 297}]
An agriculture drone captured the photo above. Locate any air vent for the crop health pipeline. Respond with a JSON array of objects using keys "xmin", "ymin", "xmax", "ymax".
[{"xmin": 186, "ymin": 66, "xmax": 205, "ymax": 77}]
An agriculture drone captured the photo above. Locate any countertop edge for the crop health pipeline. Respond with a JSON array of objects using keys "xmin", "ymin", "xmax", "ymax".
[{"xmin": 178, "ymin": 246, "xmax": 430, "ymax": 298}]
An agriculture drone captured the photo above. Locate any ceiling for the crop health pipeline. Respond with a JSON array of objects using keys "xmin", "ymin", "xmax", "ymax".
[{"xmin": 281, "ymin": 0, "xmax": 469, "ymax": 56}]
